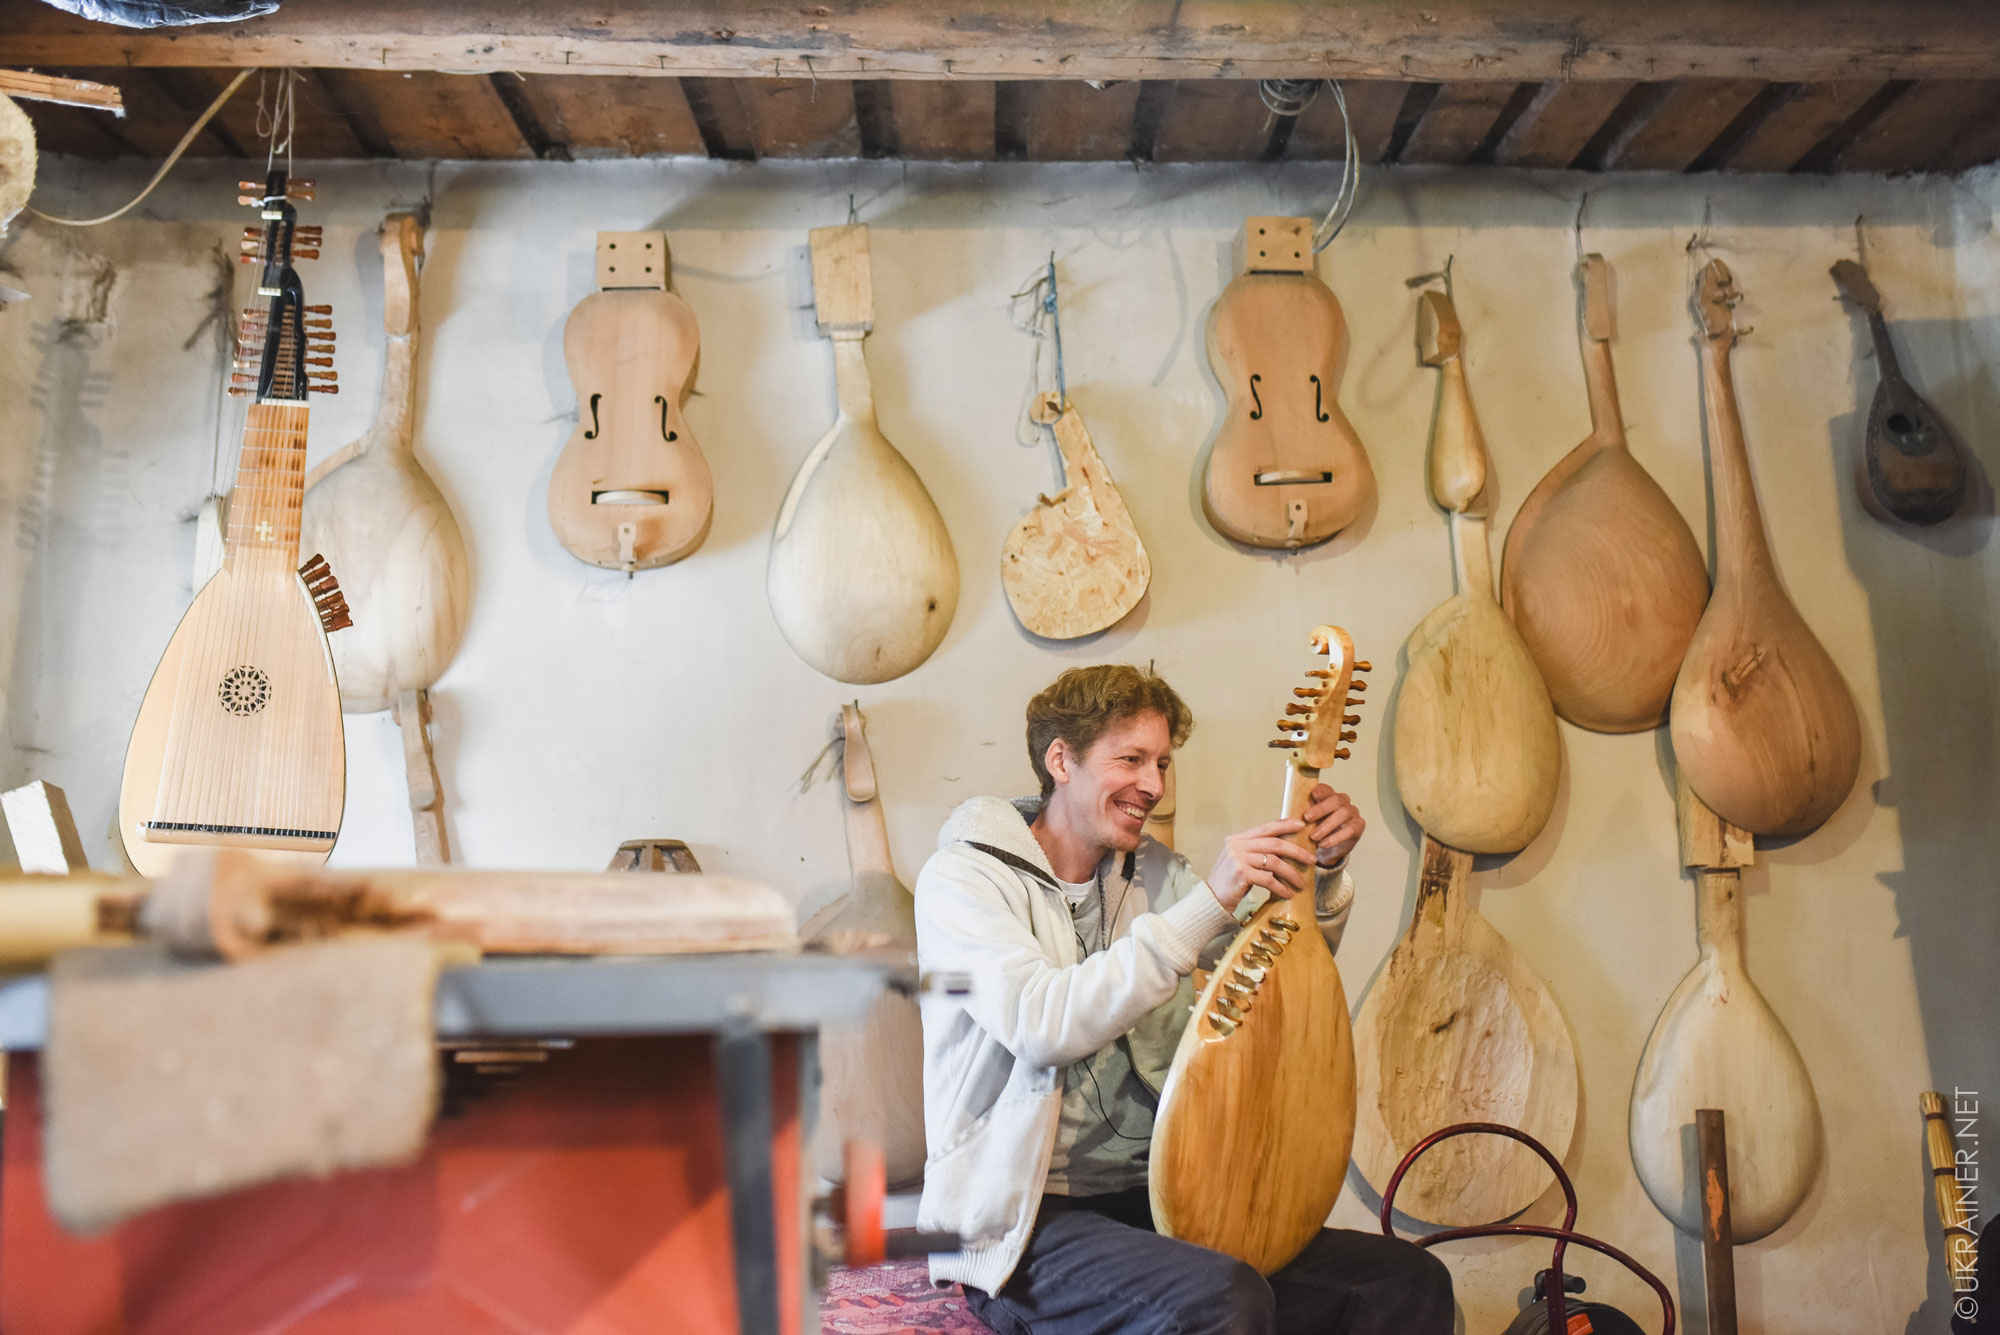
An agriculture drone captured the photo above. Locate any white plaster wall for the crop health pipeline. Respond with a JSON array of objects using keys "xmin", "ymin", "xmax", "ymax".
[{"xmin": 4, "ymin": 154, "xmax": 1995, "ymax": 1334}]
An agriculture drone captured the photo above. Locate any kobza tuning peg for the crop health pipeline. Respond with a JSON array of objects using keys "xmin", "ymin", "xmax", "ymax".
[{"xmin": 297, "ymin": 554, "xmax": 352, "ymax": 632}]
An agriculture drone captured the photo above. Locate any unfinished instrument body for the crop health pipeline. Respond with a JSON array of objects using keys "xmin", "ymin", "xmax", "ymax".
[
  {"xmin": 803, "ymin": 704, "xmax": 926, "ymax": 1187},
  {"xmin": 1501, "ymin": 254, "xmax": 1708, "ymax": 732},
  {"xmin": 549, "ymin": 231, "xmax": 714, "ymax": 572},
  {"xmin": 301, "ymin": 213, "xmax": 470, "ymax": 713},
  {"xmin": 119, "ymin": 173, "xmax": 346, "ymax": 878},
  {"xmin": 1630, "ymin": 778, "xmax": 1820, "ymax": 1243},
  {"xmin": 1830, "ymin": 258, "xmax": 1969, "ymax": 526},
  {"xmin": 1001, "ymin": 392, "xmax": 1150, "ymax": 639},
  {"xmin": 1392, "ymin": 289, "xmax": 1560, "ymax": 855},
  {"xmin": 1150, "ymin": 626, "xmax": 1365, "ymax": 1275},
  {"xmin": 1672, "ymin": 260, "xmax": 1860, "ymax": 837},
  {"xmin": 1202, "ymin": 217, "xmax": 1374, "ymax": 550}
]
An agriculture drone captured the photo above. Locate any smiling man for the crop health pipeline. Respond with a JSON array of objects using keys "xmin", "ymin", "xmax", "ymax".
[{"xmin": 913, "ymin": 664, "xmax": 1451, "ymax": 1334}]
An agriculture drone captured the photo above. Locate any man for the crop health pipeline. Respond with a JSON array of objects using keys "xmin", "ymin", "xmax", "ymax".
[{"xmin": 913, "ymin": 664, "xmax": 1453, "ymax": 1334}]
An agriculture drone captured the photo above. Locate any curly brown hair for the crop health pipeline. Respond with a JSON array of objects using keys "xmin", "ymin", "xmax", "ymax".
[{"xmin": 1025, "ymin": 665, "xmax": 1193, "ymax": 800}]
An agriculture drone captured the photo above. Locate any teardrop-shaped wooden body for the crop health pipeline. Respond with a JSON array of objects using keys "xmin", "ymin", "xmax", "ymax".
[
  {"xmin": 300, "ymin": 214, "xmax": 469, "ymax": 713},
  {"xmin": 1394, "ymin": 591, "xmax": 1561, "ymax": 854},
  {"xmin": 1001, "ymin": 394, "xmax": 1150, "ymax": 638},
  {"xmin": 1351, "ymin": 837, "xmax": 1576, "ymax": 1226},
  {"xmin": 1673, "ymin": 260, "xmax": 1860, "ymax": 837},
  {"xmin": 1201, "ymin": 218, "xmax": 1374, "ymax": 549},
  {"xmin": 1502, "ymin": 255, "xmax": 1708, "ymax": 733}
]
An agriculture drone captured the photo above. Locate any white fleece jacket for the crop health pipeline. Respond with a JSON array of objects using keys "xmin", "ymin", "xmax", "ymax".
[{"xmin": 913, "ymin": 796, "xmax": 1353, "ymax": 1296}]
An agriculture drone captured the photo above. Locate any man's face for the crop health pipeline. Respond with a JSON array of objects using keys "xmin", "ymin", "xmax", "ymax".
[{"xmin": 1047, "ymin": 710, "xmax": 1172, "ymax": 855}]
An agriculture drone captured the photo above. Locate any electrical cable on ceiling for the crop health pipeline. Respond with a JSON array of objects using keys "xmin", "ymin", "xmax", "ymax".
[
  {"xmin": 28, "ymin": 68, "xmax": 252, "ymax": 227},
  {"xmin": 1256, "ymin": 77, "xmax": 1360, "ymax": 253}
]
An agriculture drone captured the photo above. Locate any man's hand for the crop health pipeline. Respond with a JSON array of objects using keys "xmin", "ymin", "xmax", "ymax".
[
  {"xmin": 1302, "ymin": 784, "xmax": 1364, "ymax": 869},
  {"xmin": 1205, "ymin": 786, "xmax": 1365, "ymax": 914}
]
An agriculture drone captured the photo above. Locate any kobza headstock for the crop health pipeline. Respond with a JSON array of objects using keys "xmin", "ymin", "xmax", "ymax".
[
  {"xmin": 1270, "ymin": 624, "xmax": 1368, "ymax": 770},
  {"xmin": 229, "ymin": 170, "xmax": 337, "ymax": 400},
  {"xmin": 1693, "ymin": 257, "xmax": 1743, "ymax": 347}
]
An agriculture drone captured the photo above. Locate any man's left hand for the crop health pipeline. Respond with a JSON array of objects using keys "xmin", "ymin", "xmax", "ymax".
[{"xmin": 1302, "ymin": 785, "xmax": 1364, "ymax": 869}]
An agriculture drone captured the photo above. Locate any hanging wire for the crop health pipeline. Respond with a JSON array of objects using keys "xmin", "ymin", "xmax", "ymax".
[
  {"xmin": 256, "ymin": 67, "xmax": 300, "ymax": 178},
  {"xmin": 1311, "ymin": 81, "xmax": 1360, "ymax": 252},
  {"xmin": 1009, "ymin": 254, "xmax": 1069, "ymax": 444},
  {"xmin": 1258, "ymin": 78, "xmax": 1320, "ymax": 118},
  {"xmin": 1572, "ymin": 189, "xmax": 1592, "ymax": 263},
  {"xmin": 28, "ymin": 68, "xmax": 254, "ymax": 227}
]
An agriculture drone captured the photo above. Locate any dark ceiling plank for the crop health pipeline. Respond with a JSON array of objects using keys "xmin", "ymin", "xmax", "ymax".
[
  {"xmin": 16, "ymin": 97, "xmax": 130, "ymax": 157},
  {"xmin": 1153, "ymin": 81, "xmax": 1271, "ymax": 161},
  {"xmin": 1931, "ymin": 89, "xmax": 2000, "ymax": 172},
  {"xmin": 1719, "ymin": 80, "xmax": 1883, "ymax": 172},
  {"xmin": 1492, "ymin": 80, "xmax": 1635, "ymax": 167},
  {"xmin": 1838, "ymin": 79, "xmax": 2000, "ymax": 172},
  {"xmin": 888, "ymin": 82, "xmax": 995, "ymax": 159},
  {"xmin": 508, "ymin": 76, "xmax": 704, "ymax": 158},
  {"xmin": 487, "ymin": 72, "xmax": 569, "ymax": 160},
  {"xmin": 680, "ymin": 77, "xmax": 757, "ymax": 158},
  {"xmin": 52, "ymin": 67, "xmax": 230, "ymax": 158},
  {"xmin": 329, "ymin": 71, "xmax": 531, "ymax": 159},
  {"xmin": 178, "ymin": 67, "xmax": 368, "ymax": 161},
  {"xmin": 1599, "ymin": 78, "xmax": 1766, "ymax": 170},
  {"xmin": 1018, "ymin": 80, "xmax": 1141, "ymax": 160},
  {"xmin": 9, "ymin": 2, "xmax": 1994, "ymax": 83},
  {"xmin": 737, "ymin": 78, "xmax": 859, "ymax": 157},
  {"xmin": 1398, "ymin": 80, "xmax": 1522, "ymax": 165},
  {"xmin": 147, "ymin": 68, "xmax": 249, "ymax": 156},
  {"xmin": 1285, "ymin": 80, "xmax": 1404, "ymax": 163}
]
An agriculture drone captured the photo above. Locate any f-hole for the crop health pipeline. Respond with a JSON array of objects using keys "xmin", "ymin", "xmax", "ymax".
[
  {"xmin": 583, "ymin": 392, "xmax": 603, "ymax": 439},
  {"xmin": 1248, "ymin": 373, "xmax": 1264, "ymax": 420},
  {"xmin": 1310, "ymin": 375, "xmax": 1330, "ymax": 422},
  {"xmin": 654, "ymin": 394, "xmax": 678, "ymax": 442}
]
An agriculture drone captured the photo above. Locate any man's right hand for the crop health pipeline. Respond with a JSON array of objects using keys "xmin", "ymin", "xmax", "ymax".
[{"xmin": 1206, "ymin": 821, "xmax": 1316, "ymax": 913}]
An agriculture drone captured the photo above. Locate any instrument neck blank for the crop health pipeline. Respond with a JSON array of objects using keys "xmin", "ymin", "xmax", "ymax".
[{"xmin": 830, "ymin": 335, "xmax": 876, "ymax": 423}]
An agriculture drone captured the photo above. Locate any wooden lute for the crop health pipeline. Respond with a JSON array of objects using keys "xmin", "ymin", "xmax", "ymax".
[
  {"xmin": 119, "ymin": 170, "xmax": 348, "ymax": 877},
  {"xmin": 1630, "ymin": 776, "xmax": 1820, "ymax": 1242},
  {"xmin": 1392, "ymin": 288, "xmax": 1560, "ymax": 854},
  {"xmin": 1500, "ymin": 254, "xmax": 1708, "ymax": 732},
  {"xmin": 548, "ymin": 230, "xmax": 714, "ymax": 572},
  {"xmin": 1830, "ymin": 258, "xmax": 1969, "ymax": 526},
  {"xmin": 1671, "ymin": 259, "xmax": 1860, "ymax": 837},
  {"xmin": 803, "ymin": 703, "xmax": 926, "ymax": 1187},
  {"xmin": 300, "ymin": 213, "xmax": 470, "ymax": 713},
  {"xmin": 1149, "ymin": 625, "xmax": 1365, "ymax": 1275},
  {"xmin": 1002, "ymin": 391, "xmax": 1150, "ymax": 639},
  {"xmin": 768, "ymin": 224, "xmax": 959, "ymax": 683},
  {"xmin": 1202, "ymin": 217, "xmax": 1374, "ymax": 549}
]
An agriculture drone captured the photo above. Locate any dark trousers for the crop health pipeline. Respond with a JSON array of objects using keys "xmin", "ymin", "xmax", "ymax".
[{"xmin": 965, "ymin": 1188, "xmax": 1454, "ymax": 1335}]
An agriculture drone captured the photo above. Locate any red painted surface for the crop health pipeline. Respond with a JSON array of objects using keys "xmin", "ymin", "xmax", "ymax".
[{"xmin": 1, "ymin": 1036, "xmax": 805, "ymax": 1333}]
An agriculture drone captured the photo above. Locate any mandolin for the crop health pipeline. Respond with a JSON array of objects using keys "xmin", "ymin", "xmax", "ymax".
[
  {"xmin": 118, "ymin": 170, "xmax": 348, "ymax": 877},
  {"xmin": 548, "ymin": 230, "xmax": 714, "ymax": 572},
  {"xmin": 1202, "ymin": 217, "xmax": 1374, "ymax": 550},
  {"xmin": 1150, "ymin": 626, "xmax": 1366, "ymax": 1275}
]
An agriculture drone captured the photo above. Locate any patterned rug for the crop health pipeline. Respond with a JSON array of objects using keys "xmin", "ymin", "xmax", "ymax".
[{"xmin": 821, "ymin": 1259, "xmax": 990, "ymax": 1333}]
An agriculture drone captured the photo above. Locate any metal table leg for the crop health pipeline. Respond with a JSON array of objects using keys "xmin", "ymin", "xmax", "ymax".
[{"xmin": 714, "ymin": 1018, "xmax": 779, "ymax": 1335}]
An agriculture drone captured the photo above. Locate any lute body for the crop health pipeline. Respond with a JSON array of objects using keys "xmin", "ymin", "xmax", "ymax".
[
  {"xmin": 1202, "ymin": 217, "xmax": 1374, "ymax": 549},
  {"xmin": 1001, "ymin": 392, "xmax": 1149, "ymax": 639}
]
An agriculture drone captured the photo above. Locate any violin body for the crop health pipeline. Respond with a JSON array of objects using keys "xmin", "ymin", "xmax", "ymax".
[
  {"xmin": 549, "ymin": 232, "xmax": 714, "ymax": 572},
  {"xmin": 1202, "ymin": 217, "xmax": 1374, "ymax": 549}
]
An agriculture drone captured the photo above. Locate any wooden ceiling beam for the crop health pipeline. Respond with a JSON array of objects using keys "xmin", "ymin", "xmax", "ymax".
[{"xmin": 2, "ymin": 1, "xmax": 1998, "ymax": 83}]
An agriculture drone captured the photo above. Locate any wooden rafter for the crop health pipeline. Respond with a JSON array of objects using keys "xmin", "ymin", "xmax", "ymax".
[{"xmin": 2, "ymin": 1, "xmax": 1999, "ymax": 83}]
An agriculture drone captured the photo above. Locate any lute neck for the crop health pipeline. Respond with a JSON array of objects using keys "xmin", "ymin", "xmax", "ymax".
[{"xmin": 224, "ymin": 401, "xmax": 309, "ymax": 568}]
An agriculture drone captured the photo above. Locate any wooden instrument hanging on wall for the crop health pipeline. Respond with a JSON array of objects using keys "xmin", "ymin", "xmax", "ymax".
[
  {"xmin": 1629, "ymin": 776, "xmax": 1820, "ymax": 1243},
  {"xmin": 1149, "ymin": 626, "xmax": 1366, "ymax": 1275},
  {"xmin": 1672, "ymin": 260, "xmax": 1860, "ymax": 837},
  {"xmin": 768, "ymin": 223, "xmax": 958, "ymax": 683},
  {"xmin": 548, "ymin": 230, "xmax": 714, "ymax": 572},
  {"xmin": 118, "ymin": 170, "xmax": 348, "ymax": 878},
  {"xmin": 1391, "ymin": 287, "xmax": 1561, "ymax": 854},
  {"xmin": 1201, "ymin": 217, "xmax": 1374, "ymax": 549},
  {"xmin": 1501, "ymin": 254, "xmax": 1709, "ymax": 732},
  {"xmin": 802, "ymin": 704, "xmax": 926, "ymax": 1188},
  {"xmin": 1002, "ymin": 391, "xmax": 1150, "ymax": 639},
  {"xmin": 1830, "ymin": 258, "xmax": 1970, "ymax": 526},
  {"xmin": 300, "ymin": 213, "xmax": 470, "ymax": 714}
]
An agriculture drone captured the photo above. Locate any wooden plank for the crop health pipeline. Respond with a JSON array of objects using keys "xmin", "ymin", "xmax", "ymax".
[
  {"xmin": 48, "ymin": 68, "xmax": 230, "ymax": 159},
  {"xmin": 1932, "ymin": 90, "xmax": 2000, "ymax": 171},
  {"xmin": 680, "ymin": 76, "xmax": 756, "ymax": 157},
  {"xmin": 1285, "ymin": 79, "xmax": 1404, "ymax": 162},
  {"xmin": 315, "ymin": 71, "xmax": 523, "ymax": 159},
  {"xmin": 8, "ymin": 1, "xmax": 1994, "ymax": 83},
  {"xmin": 738, "ymin": 78, "xmax": 858, "ymax": 157},
  {"xmin": 1839, "ymin": 79, "xmax": 2000, "ymax": 172},
  {"xmin": 1493, "ymin": 80, "xmax": 1635, "ymax": 167},
  {"xmin": 0, "ymin": 69, "xmax": 119, "ymax": 112},
  {"xmin": 1398, "ymin": 80, "xmax": 1520, "ymax": 164},
  {"xmin": 179, "ymin": 68, "xmax": 367, "ymax": 161},
  {"xmin": 1, "ymin": 781, "xmax": 90, "ymax": 874},
  {"xmin": 1601, "ymin": 78, "xmax": 1766, "ymax": 170},
  {"xmin": 15, "ymin": 97, "xmax": 129, "ymax": 156},
  {"xmin": 1018, "ymin": 79, "xmax": 1139, "ymax": 160},
  {"xmin": 886, "ymin": 81, "xmax": 994, "ymax": 159},
  {"xmin": 1720, "ymin": 80, "xmax": 1882, "ymax": 171},
  {"xmin": 513, "ymin": 75, "xmax": 703, "ymax": 157},
  {"xmin": 1153, "ymin": 80, "xmax": 1270, "ymax": 161}
]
